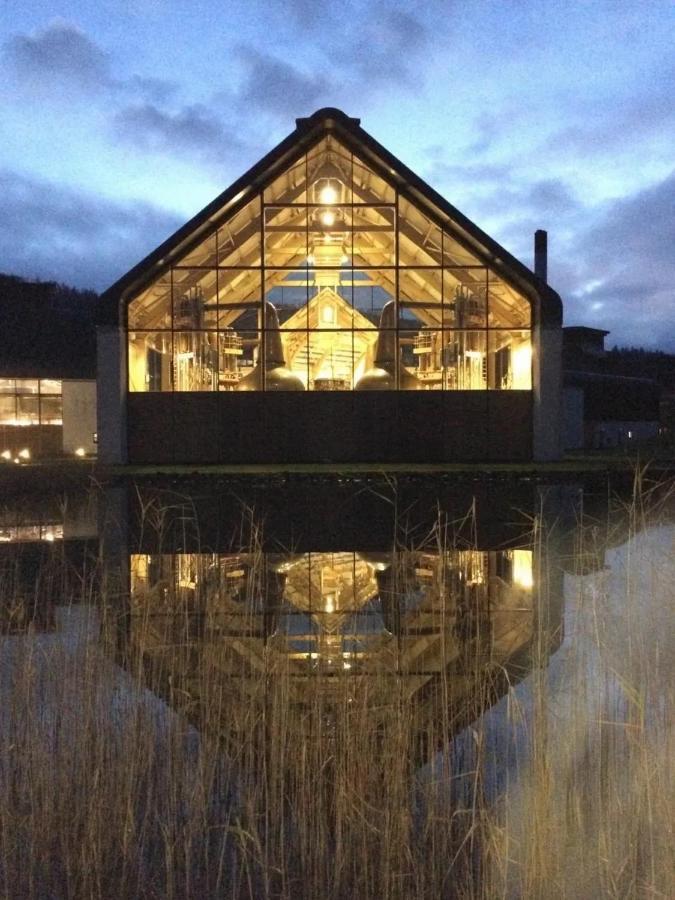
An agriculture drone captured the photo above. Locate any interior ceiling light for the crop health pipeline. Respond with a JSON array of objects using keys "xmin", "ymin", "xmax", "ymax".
[
  {"xmin": 318, "ymin": 184, "xmax": 338, "ymax": 205},
  {"xmin": 320, "ymin": 209, "xmax": 336, "ymax": 228}
]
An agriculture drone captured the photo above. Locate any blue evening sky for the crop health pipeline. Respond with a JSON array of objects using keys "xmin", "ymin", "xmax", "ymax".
[{"xmin": 0, "ymin": 1, "xmax": 673, "ymax": 349}]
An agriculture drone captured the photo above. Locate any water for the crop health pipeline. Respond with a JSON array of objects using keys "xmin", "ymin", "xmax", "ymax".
[{"xmin": 1, "ymin": 474, "xmax": 673, "ymax": 898}]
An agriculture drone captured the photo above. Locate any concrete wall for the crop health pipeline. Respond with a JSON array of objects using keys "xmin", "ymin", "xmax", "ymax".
[
  {"xmin": 532, "ymin": 322, "xmax": 563, "ymax": 461},
  {"xmin": 97, "ymin": 326, "xmax": 127, "ymax": 464},
  {"xmin": 62, "ymin": 380, "xmax": 97, "ymax": 455}
]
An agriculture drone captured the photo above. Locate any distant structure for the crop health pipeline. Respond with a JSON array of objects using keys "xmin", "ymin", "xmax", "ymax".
[
  {"xmin": 0, "ymin": 274, "xmax": 97, "ymax": 461},
  {"xmin": 562, "ymin": 327, "xmax": 661, "ymax": 450},
  {"xmin": 97, "ymin": 108, "xmax": 563, "ymax": 465}
]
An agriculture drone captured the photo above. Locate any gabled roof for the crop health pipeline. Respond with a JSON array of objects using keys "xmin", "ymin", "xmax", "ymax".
[
  {"xmin": 99, "ymin": 108, "xmax": 562, "ymax": 328},
  {"xmin": 283, "ymin": 287, "xmax": 375, "ymax": 332}
]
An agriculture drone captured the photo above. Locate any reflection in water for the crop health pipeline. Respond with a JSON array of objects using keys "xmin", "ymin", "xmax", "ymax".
[
  {"xmin": 128, "ymin": 547, "xmax": 538, "ymax": 710},
  {"xmin": 2, "ymin": 476, "xmax": 672, "ymax": 898}
]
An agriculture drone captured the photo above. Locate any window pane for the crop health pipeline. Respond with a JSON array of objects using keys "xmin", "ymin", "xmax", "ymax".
[
  {"xmin": 443, "ymin": 331, "xmax": 487, "ymax": 390},
  {"xmin": 217, "ymin": 269, "xmax": 261, "ymax": 330},
  {"xmin": 173, "ymin": 332, "xmax": 219, "ymax": 391},
  {"xmin": 128, "ymin": 274, "xmax": 171, "ymax": 329},
  {"xmin": 218, "ymin": 328, "xmax": 246, "ymax": 391},
  {"xmin": 217, "ymin": 195, "xmax": 261, "ymax": 266},
  {"xmin": 488, "ymin": 275, "xmax": 531, "ymax": 327},
  {"xmin": 443, "ymin": 280, "xmax": 487, "ymax": 329},
  {"xmin": 264, "ymin": 205, "xmax": 309, "ymax": 268},
  {"xmin": 264, "ymin": 155, "xmax": 308, "ymax": 204},
  {"xmin": 265, "ymin": 269, "xmax": 309, "ymax": 329},
  {"xmin": 352, "ymin": 206, "xmax": 395, "ymax": 267},
  {"xmin": 282, "ymin": 331, "xmax": 309, "ymax": 389},
  {"xmin": 307, "ymin": 136, "xmax": 354, "ymax": 204},
  {"xmin": 398, "ymin": 199, "xmax": 443, "ymax": 266},
  {"xmin": 128, "ymin": 332, "xmax": 172, "ymax": 392},
  {"xmin": 351, "ymin": 155, "xmax": 395, "ymax": 204},
  {"xmin": 443, "ymin": 230, "xmax": 482, "ymax": 267},
  {"xmin": 400, "ymin": 328, "xmax": 445, "ymax": 390},
  {"xmin": 15, "ymin": 379, "xmax": 39, "ymax": 393},
  {"xmin": 172, "ymin": 270, "xmax": 218, "ymax": 329},
  {"xmin": 489, "ymin": 331, "xmax": 532, "ymax": 389},
  {"xmin": 180, "ymin": 231, "xmax": 217, "ymax": 268},
  {"xmin": 16, "ymin": 395, "xmax": 39, "ymax": 424},
  {"xmin": 40, "ymin": 396, "xmax": 63, "ymax": 424},
  {"xmin": 0, "ymin": 379, "xmax": 15, "ymax": 394},
  {"xmin": 399, "ymin": 268, "xmax": 443, "ymax": 328},
  {"xmin": 306, "ymin": 329, "xmax": 355, "ymax": 390},
  {"xmin": 39, "ymin": 379, "xmax": 61, "ymax": 395},
  {"xmin": 351, "ymin": 269, "xmax": 394, "ymax": 322},
  {"xmin": 0, "ymin": 396, "xmax": 15, "ymax": 424}
]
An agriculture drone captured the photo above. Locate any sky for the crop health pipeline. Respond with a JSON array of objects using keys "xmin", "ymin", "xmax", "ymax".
[{"xmin": 0, "ymin": 0, "xmax": 673, "ymax": 350}]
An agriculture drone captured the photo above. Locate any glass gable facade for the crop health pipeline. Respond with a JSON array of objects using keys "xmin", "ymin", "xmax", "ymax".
[{"xmin": 128, "ymin": 136, "xmax": 531, "ymax": 393}]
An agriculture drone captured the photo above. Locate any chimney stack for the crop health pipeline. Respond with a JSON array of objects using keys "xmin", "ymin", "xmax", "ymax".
[{"xmin": 534, "ymin": 229, "xmax": 548, "ymax": 283}]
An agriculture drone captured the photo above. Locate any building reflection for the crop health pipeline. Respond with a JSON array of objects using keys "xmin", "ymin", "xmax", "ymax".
[{"xmin": 108, "ymin": 480, "xmax": 566, "ymax": 757}]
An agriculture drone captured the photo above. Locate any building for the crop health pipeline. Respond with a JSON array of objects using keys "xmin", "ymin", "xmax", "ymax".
[
  {"xmin": 562, "ymin": 327, "xmax": 661, "ymax": 450},
  {"xmin": 98, "ymin": 108, "xmax": 563, "ymax": 465},
  {"xmin": 0, "ymin": 275, "xmax": 97, "ymax": 462}
]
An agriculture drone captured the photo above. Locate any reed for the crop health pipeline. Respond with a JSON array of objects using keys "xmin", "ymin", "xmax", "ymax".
[{"xmin": 0, "ymin": 478, "xmax": 672, "ymax": 899}]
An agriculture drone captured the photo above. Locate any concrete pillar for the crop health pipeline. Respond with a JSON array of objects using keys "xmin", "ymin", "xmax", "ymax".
[
  {"xmin": 533, "ymin": 320, "xmax": 563, "ymax": 461},
  {"xmin": 62, "ymin": 380, "xmax": 97, "ymax": 455},
  {"xmin": 97, "ymin": 325, "xmax": 127, "ymax": 464}
]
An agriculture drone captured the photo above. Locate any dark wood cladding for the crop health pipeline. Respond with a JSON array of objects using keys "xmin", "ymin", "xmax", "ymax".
[
  {"xmin": 0, "ymin": 425, "xmax": 62, "ymax": 459},
  {"xmin": 127, "ymin": 392, "xmax": 533, "ymax": 464}
]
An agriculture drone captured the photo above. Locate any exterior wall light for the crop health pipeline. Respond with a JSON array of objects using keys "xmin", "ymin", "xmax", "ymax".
[
  {"xmin": 75, "ymin": 447, "xmax": 86, "ymax": 457},
  {"xmin": 18, "ymin": 448, "xmax": 30, "ymax": 460},
  {"xmin": 1, "ymin": 450, "xmax": 10, "ymax": 460}
]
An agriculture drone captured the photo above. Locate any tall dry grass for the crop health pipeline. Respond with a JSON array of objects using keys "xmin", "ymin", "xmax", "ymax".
[{"xmin": 0, "ymin": 478, "xmax": 673, "ymax": 899}]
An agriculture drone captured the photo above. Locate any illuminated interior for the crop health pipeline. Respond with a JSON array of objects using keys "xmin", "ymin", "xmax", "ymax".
[
  {"xmin": 0, "ymin": 379, "xmax": 63, "ymax": 426},
  {"xmin": 128, "ymin": 136, "xmax": 532, "ymax": 392}
]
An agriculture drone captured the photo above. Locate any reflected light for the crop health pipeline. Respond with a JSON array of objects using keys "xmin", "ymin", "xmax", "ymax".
[{"xmin": 513, "ymin": 550, "xmax": 533, "ymax": 589}]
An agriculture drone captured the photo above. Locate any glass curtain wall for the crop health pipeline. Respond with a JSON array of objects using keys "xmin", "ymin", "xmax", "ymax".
[
  {"xmin": 0, "ymin": 379, "xmax": 63, "ymax": 426},
  {"xmin": 128, "ymin": 137, "xmax": 531, "ymax": 392}
]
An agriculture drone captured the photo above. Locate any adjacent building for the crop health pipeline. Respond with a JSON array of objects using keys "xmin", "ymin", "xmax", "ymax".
[
  {"xmin": 97, "ymin": 108, "xmax": 563, "ymax": 464},
  {"xmin": 562, "ymin": 327, "xmax": 661, "ymax": 450},
  {"xmin": 0, "ymin": 275, "xmax": 97, "ymax": 461}
]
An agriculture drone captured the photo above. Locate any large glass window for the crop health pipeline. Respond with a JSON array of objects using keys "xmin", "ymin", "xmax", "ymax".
[
  {"xmin": 0, "ymin": 379, "xmax": 62, "ymax": 425},
  {"xmin": 127, "ymin": 138, "xmax": 531, "ymax": 392}
]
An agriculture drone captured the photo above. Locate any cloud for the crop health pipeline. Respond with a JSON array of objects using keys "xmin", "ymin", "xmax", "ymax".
[
  {"xmin": 0, "ymin": 169, "xmax": 182, "ymax": 291},
  {"xmin": 2, "ymin": 19, "xmax": 177, "ymax": 105},
  {"xmin": 2, "ymin": 19, "xmax": 111, "ymax": 92},
  {"xmin": 564, "ymin": 170, "xmax": 675, "ymax": 349},
  {"xmin": 349, "ymin": 7, "xmax": 430, "ymax": 84},
  {"xmin": 544, "ymin": 60, "xmax": 675, "ymax": 158},
  {"xmin": 234, "ymin": 47, "xmax": 333, "ymax": 116},
  {"xmin": 112, "ymin": 102, "xmax": 251, "ymax": 164},
  {"xmin": 268, "ymin": 0, "xmax": 434, "ymax": 90}
]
